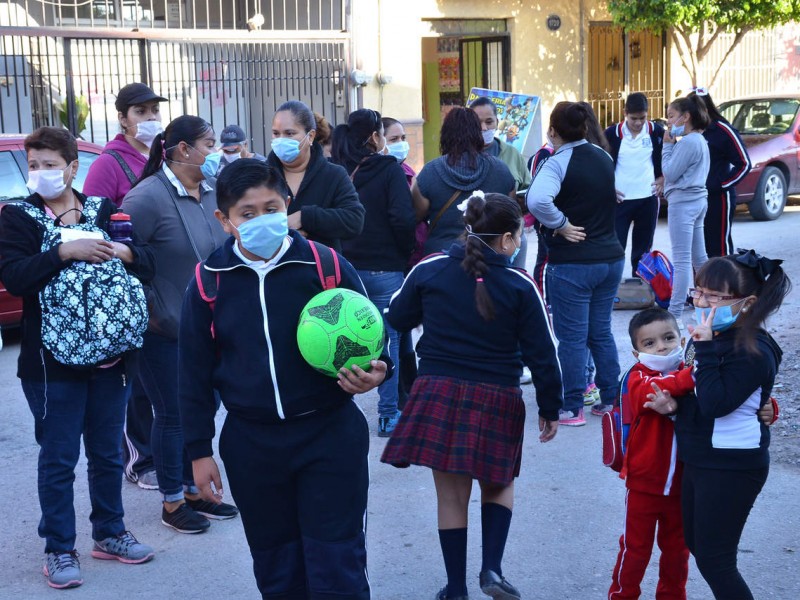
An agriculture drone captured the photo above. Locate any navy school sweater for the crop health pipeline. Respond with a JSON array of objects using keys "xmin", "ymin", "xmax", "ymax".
[
  {"xmin": 178, "ymin": 231, "xmax": 393, "ymax": 460},
  {"xmin": 386, "ymin": 243, "xmax": 563, "ymax": 421},
  {"xmin": 702, "ymin": 119, "xmax": 751, "ymax": 193}
]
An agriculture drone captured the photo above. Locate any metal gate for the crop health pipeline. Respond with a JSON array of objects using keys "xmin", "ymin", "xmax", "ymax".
[
  {"xmin": 587, "ymin": 24, "xmax": 666, "ymax": 128},
  {"xmin": 0, "ymin": 31, "xmax": 350, "ymax": 153},
  {"xmin": 459, "ymin": 36, "xmax": 510, "ymax": 102}
]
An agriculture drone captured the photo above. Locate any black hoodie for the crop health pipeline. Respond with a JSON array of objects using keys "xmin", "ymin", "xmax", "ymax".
[
  {"xmin": 340, "ymin": 153, "xmax": 415, "ymax": 271},
  {"xmin": 267, "ymin": 143, "xmax": 365, "ymax": 252},
  {"xmin": 676, "ymin": 328, "xmax": 782, "ymax": 470}
]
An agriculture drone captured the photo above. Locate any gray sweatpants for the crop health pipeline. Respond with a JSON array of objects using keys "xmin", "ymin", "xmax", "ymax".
[{"xmin": 666, "ymin": 192, "xmax": 708, "ymax": 322}]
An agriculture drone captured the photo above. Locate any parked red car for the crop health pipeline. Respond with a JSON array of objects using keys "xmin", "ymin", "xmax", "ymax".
[
  {"xmin": 0, "ymin": 135, "xmax": 103, "ymax": 328},
  {"xmin": 718, "ymin": 95, "xmax": 800, "ymax": 220}
]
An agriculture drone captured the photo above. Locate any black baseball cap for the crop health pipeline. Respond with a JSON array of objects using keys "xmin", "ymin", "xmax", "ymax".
[
  {"xmin": 115, "ymin": 83, "xmax": 167, "ymax": 113},
  {"xmin": 220, "ymin": 124, "xmax": 247, "ymax": 148}
]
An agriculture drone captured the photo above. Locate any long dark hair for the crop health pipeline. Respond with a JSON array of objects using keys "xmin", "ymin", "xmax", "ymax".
[
  {"xmin": 330, "ymin": 108, "xmax": 382, "ymax": 173},
  {"xmin": 577, "ymin": 101, "xmax": 611, "ymax": 152},
  {"xmin": 275, "ymin": 100, "xmax": 316, "ymax": 133},
  {"xmin": 695, "ymin": 253, "xmax": 791, "ymax": 352},
  {"xmin": 688, "ymin": 90, "xmax": 724, "ymax": 123},
  {"xmin": 669, "ymin": 95, "xmax": 711, "ymax": 130},
  {"xmin": 549, "ymin": 101, "xmax": 591, "ymax": 142},
  {"xmin": 135, "ymin": 115, "xmax": 212, "ymax": 186},
  {"xmin": 440, "ymin": 107, "xmax": 484, "ymax": 168},
  {"xmin": 461, "ymin": 192, "xmax": 522, "ymax": 321}
]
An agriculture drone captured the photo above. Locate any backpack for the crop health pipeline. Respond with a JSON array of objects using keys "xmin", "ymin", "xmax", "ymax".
[
  {"xmin": 17, "ymin": 197, "xmax": 148, "ymax": 366},
  {"xmin": 601, "ymin": 365, "xmax": 636, "ymax": 472},
  {"xmin": 636, "ymin": 250, "xmax": 674, "ymax": 309},
  {"xmin": 195, "ymin": 239, "xmax": 341, "ymax": 338}
]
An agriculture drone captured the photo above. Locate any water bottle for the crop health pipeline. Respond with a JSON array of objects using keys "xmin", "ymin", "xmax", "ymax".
[{"xmin": 109, "ymin": 209, "xmax": 133, "ymax": 243}]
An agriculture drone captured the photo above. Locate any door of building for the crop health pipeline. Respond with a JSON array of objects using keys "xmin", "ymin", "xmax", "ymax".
[{"xmin": 587, "ymin": 23, "xmax": 666, "ymax": 128}]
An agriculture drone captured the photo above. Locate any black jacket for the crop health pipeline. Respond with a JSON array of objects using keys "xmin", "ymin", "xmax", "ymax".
[
  {"xmin": 604, "ymin": 120, "xmax": 665, "ymax": 179},
  {"xmin": 676, "ymin": 329, "xmax": 781, "ymax": 470},
  {"xmin": 702, "ymin": 119, "xmax": 751, "ymax": 192},
  {"xmin": 179, "ymin": 231, "xmax": 393, "ymax": 460},
  {"xmin": 0, "ymin": 192, "xmax": 153, "ymax": 381},
  {"xmin": 387, "ymin": 244, "xmax": 563, "ymax": 421},
  {"xmin": 340, "ymin": 153, "xmax": 415, "ymax": 271},
  {"xmin": 267, "ymin": 143, "xmax": 365, "ymax": 252}
]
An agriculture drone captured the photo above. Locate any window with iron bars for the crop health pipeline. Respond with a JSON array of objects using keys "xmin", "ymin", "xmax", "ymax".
[{"xmin": 1, "ymin": 0, "xmax": 346, "ymax": 31}]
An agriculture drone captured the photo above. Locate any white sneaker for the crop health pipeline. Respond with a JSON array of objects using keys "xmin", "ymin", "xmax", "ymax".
[{"xmin": 520, "ymin": 367, "xmax": 533, "ymax": 385}]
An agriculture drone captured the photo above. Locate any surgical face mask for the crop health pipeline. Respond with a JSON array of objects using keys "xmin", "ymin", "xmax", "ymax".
[
  {"xmin": 223, "ymin": 152, "xmax": 241, "ymax": 164},
  {"xmin": 26, "ymin": 164, "xmax": 71, "ymax": 200},
  {"xmin": 509, "ymin": 239, "xmax": 521, "ymax": 264},
  {"xmin": 134, "ymin": 121, "xmax": 163, "ymax": 147},
  {"xmin": 386, "ymin": 141, "xmax": 410, "ymax": 162},
  {"xmin": 694, "ymin": 299, "xmax": 746, "ymax": 332},
  {"xmin": 271, "ymin": 134, "xmax": 308, "ymax": 163},
  {"xmin": 637, "ymin": 346, "xmax": 683, "ymax": 373},
  {"xmin": 198, "ymin": 150, "xmax": 222, "ymax": 179},
  {"xmin": 235, "ymin": 212, "xmax": 288, "ymax": 259},
  {"xmin": 482, "ymin": 128, "xmax": 497, "ymax": 145},
  {"xmin": 670, "ymin": 122, "xmax": 685, "ymax": 138}
]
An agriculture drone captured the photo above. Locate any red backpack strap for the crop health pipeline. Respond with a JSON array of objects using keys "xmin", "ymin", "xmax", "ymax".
[
  {"xmin": 195, "ymin": 261, "xmax": 220, "ymax": 338},
  {"xmin": 308, "ymin": 240, "xmax": 341, "ymax": 290}
]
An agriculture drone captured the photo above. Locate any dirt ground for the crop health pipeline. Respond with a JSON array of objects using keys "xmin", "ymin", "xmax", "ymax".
[{"xmin": 765, "ymin": 322, "xmax": 800, "ymax": 468}]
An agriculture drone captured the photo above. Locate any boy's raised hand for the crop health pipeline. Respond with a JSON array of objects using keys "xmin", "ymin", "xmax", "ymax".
[
  {"xmin": 644, "ymin": 383, "xmax": 678, "ymax": 415},
  {"xmin": 193, "ymin": 456, "xmax": 224, "ymax": 505},
  {"xmin": 337, "ymin": 360, "xmax": 388, "ymax": 394}
]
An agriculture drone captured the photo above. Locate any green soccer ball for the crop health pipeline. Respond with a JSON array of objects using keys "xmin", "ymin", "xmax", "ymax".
[{"xmin": 297, "ymin": 288, "xmax": 385, "ymax": 377}]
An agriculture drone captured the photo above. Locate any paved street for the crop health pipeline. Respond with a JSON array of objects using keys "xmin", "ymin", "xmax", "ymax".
[{"xmin": 2, "ymin": 206, "xmax": 799, "ymax": 599}]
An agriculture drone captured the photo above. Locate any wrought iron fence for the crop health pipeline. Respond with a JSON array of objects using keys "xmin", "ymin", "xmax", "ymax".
[
  {"xmin": 0, "ymin": 32, "xmax": 350, "ymax": 152},
  {"xmin": 1, "ymin": 0, "xmax": 345, "ymax": 31}
]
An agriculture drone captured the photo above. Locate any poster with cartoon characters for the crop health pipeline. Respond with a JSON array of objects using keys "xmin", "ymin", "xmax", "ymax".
[{"xmin": 467, "ymin": 87, "xmax": 542, "ymax": 158}]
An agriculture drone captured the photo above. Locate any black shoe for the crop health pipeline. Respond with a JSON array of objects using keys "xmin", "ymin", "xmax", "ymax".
[
  {"xmin": 479, "ymin": 569, "xmax": 521, "ymax": 600},
  {"xmin": 185, "ymin": 497, "xmax": 239, "ymax": 520},
  {"xmin": 435, "ymin": 585, "xmax": 469, "ymax": 600},
  {"xmin": 161, "ymin": 502, "xmax": 210, "ymax": 534}
]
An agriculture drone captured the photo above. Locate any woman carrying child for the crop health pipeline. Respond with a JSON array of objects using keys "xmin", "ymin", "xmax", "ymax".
[
  {"xmin": 647, "ymin": 249, "xmax": 790, "ymax": 599},
  {"xmin": 382, "ymin": 192, "xmax": 562, "ymax": 600}
]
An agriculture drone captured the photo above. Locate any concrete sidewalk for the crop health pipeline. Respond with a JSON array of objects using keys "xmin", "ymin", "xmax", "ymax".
[{"xmin": 2, "ymin": 213, "xmax": 800, "ymax": 599}]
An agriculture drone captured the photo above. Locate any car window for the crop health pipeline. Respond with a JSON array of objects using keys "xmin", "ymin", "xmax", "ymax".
[
  {"xmin": 720, "ymin": 102, "xmax": 746, "ymax": 130},
  {"xmin": 0, "ymin": 151, "xmax": 29, "ymax": 201},
  {"xmin": 74, "ymin": 150, "xmax": 102, "ymax": 193},
  {"xmin": 733, "ymin": 100, "xmax": 800, "ymax": 135}
]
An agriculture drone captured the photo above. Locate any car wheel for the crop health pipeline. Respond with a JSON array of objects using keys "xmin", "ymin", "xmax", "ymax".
[{"xmin": 748, "ymin": 166, "xmax": 787, "ymax": 221}]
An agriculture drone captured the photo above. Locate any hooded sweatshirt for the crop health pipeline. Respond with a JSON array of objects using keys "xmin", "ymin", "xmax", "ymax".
[
  {"xmin": 83, "ymin": 134, "xmax": 149, "ymax": 206},
  {"xmin": 416, "ymin": 152, "xmax": 514, "ymax": 256},
  {"xmin": 340, "ymin": 153, "xmax": 415, "ymax": 271}
]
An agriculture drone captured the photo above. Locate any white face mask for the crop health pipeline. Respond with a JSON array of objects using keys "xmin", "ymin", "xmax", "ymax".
[
  {"xmin": 27, "ymin": 165, "xmax": 71, "ymax": 200},
  {"xmin": 482, "ymin": 128, "xmax": 497, "ymax": 145},
  {"xmin": 637, "ymin": 346, "xmax": 684, "ymax": 374},
  {"xmin": 134, "ymin": 121, "xmax": 163, "ymax": 147},
  {"xmin": 224, "ymin": 153, "xmax": 241, "ymax": 164}
]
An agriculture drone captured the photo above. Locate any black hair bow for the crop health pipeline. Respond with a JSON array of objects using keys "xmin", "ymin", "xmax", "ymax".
[{"xmin": 735, "ymin": 248, "xmax": 783, "ymax": 282}]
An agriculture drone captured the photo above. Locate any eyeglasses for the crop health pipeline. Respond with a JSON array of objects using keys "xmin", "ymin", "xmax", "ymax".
[{"xmin": 688, "ymin": 288, "xmax": 742, "ymax": 304}]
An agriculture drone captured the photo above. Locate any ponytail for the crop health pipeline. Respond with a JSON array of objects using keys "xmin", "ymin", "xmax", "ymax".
[
  {"xmin": 460, "ymin": 192, "xmax": 523, "ymax": 321},
  {"xmin": 330, "ymin": 108, "xmax": 382, "ymax": 173},
  {"xmin": 670, "ymin": 95, "xmax": 711, "ymax": 130},
  {"xmin": 695, "ymin": 250, "xmax": 792, "ymax": 353},
  {"xmin": 133, "ymin": 114, "xmax": 212, "ymax": 188}
]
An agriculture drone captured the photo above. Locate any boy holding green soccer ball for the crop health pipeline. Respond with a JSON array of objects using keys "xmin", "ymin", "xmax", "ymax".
[{"xmin": 178, "ymin": 158, "xmax": 390, "ymax": 600}]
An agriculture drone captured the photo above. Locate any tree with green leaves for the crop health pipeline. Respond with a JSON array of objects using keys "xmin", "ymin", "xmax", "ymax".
[{"xmin": 608, "ymin": 0, "xmax": 800, "ymax": 88}]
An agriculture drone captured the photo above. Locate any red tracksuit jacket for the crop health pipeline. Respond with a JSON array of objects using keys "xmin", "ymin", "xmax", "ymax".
[{"xmin": 621, "ymin": 363, "xmax": 695, "ymax": 497}]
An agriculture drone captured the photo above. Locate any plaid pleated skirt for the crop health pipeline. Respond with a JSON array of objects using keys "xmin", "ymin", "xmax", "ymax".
[{"xmin": 380, "ymin": 375, "xmax": 526, "ymax": 486}]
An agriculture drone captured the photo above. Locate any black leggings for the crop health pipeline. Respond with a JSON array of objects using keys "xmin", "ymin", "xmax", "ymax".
[{"xmin": 682, "ymin": 463, "xmax": 768, "ymax": 600}]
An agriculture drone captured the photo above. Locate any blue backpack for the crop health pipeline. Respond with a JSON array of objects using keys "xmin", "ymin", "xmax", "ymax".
[
  {"xmin": 17, "ymin": 197, "xmax": 148, "ymax": 366},
  {"xmin": 636, "ymin": 250, "xmax": 674, "ymax": 309}
]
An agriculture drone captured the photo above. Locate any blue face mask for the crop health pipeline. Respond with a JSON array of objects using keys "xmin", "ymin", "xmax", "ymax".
[
  {"xmin": 509, "ymin": 240, "xmax": 521, "ymax": 264},
  {"xmin": 694, "ymin": 299, "xmax": 746, "ymax": 332},
  {"xmin": 670, "ymin": 122, "xmax": 685, "ymax": 138},
  {"xmin": 271, "ymin": 135, "xmax": 308, "ymax": 163},
  {"xmin": 386, "ymin": 141, "xmax": 409, "ymax": 162},
  {"xmin": 199, "ymin": 151, "xmax": 222, "ymax": 179},
  {"xmin": 235, "ymin": 213, "xmax": 288, "ymax": 259}
]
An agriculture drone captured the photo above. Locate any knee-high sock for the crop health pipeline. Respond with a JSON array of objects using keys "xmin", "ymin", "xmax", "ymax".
[
  {"xmin": 438, "ymin": 527, "xmax": 468, "ymax": 597},
  {"xmin": 481, "ymin": 503, "xmax": 512, "ymax": 575}
]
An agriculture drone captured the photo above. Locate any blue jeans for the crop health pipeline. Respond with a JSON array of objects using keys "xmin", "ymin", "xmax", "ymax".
[
  {"xmin": 22, "ymin": 363, "xmax": 128, "ymax": 552},
  {"xmin": 546, "ymin": 260, "xmax": 624, "ymax": 413},
  {"xmin": 137, "ymin": 332, "xmax": 196, "ymax": 502},
  {"xmin": 357, "ymin": 270, "xmax": 404, "ymax": 418}
]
